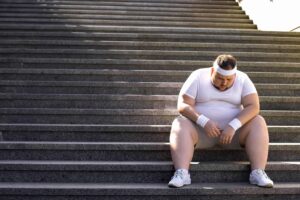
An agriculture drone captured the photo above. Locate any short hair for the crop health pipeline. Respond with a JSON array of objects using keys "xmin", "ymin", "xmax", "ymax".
[{"xmin": 215, "ymin": 54, "xmax": 237, "ymax": 70}]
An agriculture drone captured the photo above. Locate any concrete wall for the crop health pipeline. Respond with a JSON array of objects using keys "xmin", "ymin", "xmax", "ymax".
[{"xmin": 237, "ymin": 0, "xmax": 300, "ymax": 32}]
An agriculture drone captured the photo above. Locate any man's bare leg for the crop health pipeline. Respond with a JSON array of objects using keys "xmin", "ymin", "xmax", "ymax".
[
  {"xmin": 239, "ymin": 115, "xmax": 269, "ymax": 170},
  {"xmin": 169, "ymin": 117, "xmax": 199, "ymax": 170}
]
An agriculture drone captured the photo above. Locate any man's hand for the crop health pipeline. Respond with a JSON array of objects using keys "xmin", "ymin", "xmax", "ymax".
[
  {"xmin": 219, "ymin": 125, "xmax": 236, "ymax": 145},
  {"xmin": 204, "ymin": 120, "xmax": 221, "ymax": 138}
]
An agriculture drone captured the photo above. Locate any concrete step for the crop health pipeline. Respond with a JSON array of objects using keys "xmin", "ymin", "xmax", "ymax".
[
  {"xmin": 2, "ymin": 49, "xmax": 300, "ymax": 62},
  {"xmin": 1, "ymin": 24, "xmax": 300, "ymax": 37},
  {"xmin": 0, "ymin": 2, "xmax": 242, "ymax": 12},
  {"xmin": 1, "ymin": 0, "xmax": 239, "ymax": 7},
  {"xmin": 0, "ymin": 69, "xmax": 299, "ymax": 84},
  {"xmin": 0, "ymin": 161, "xmax": 298, "ymax": 183},
  {"xmin": 0, "ymin": 8, "xmax": 253, "ymax": 24},
  {"xmin": 1, "ymin": 30, "xmax": 300, "ymax": 44},
  {"xmin": 0, "ymin": 124, "xmax": 299, "ymax": 143},
  {"xmin": 0, "ymin": 81, "xmax": 299, "ymax": 96},
  {"xmin": 0, "ymin": 4, "xmax": 245, "ymax": 14},
  {"xmin": 0, "ymin": 93, "xmax": 299, "ymax": 110},
  {"xmin": 0, "ymin": 182, "xmax": 299, "ymax": 200},
  {"xmin": 0, "ymin": 11, "xmax": 249, "ymax": 19},
  {"xmin": 1, "ymin": 8, "xmax": 246, "ymax": 21},
  {"xmin": 0, "ymin": 21, "xmax": 256, "ymax": 29},
  {"xmin": 0, "ymin": 15, "xmax": 252, "ymax": 24},
  {"xmin": 0, "ymin": 108, "xmax": 299, "ymax": 125},
  {"xmin": 0, "ymin": 141, "xmax": 298, "ymax": 161},
  {"xmin": 1, "ymin": 40, "xmax": 299, "ymax": 53},
  {"xmin": 1, "ymin": 0, "xmax": 239, "ymax": 5},
  {"xmin": 1, "ymin": 58, "xmax": 300, "ymax": 72}
]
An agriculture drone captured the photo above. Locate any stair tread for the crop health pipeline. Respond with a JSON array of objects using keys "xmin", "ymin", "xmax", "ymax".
[
  {"xmin": 2, "ymin": 29, "xmax": 300, "ymax": 40},
  {"xmin": 2, "ymin": 39, "xmax": 300, "ymax": 50},
  {"xmin": 0, "ymin": 141, "xmax": 299, "ymax": 151},
  {"xmin": 1, "ymin": 68, "xmax": 300, "ymax": 77},
  {"xmin": 1, "ymin": 93, "xmax": 299, "ymax": 101},
  {"xmin": 2, "ymin": 48, "xmax": 300, "ymax": 57},
  {"xmin": 1, "ymin": 80, "xmax": 299, "ymax": 87},
  {"xmin": 0, "ymin": 160, "xmax": 299, "ymax": 171},
  {"xmin": 1, "ymin": 1, "xmax": 238, "ymax": 7},
  {"xmin": 0, "ymin": 182, "xmax": 299, "ymax": 195},
  {"xmin": 1, "ymin": 24, "xmax": 300, "ymax": 36},
  {"xmin": 0, "ymin": 123, "xmax": 299, "ymax": 133},
  {"xmin": 0, "ymin": 108, "xmax": 299, "ymax": 115},
  {"xmin": 1, "ymin": 58, "xmax": 300, "ymax": 67}
]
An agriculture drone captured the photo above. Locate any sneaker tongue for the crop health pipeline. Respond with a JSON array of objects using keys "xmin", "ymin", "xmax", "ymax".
[
  {"xmin": 178, "ymin": 169, "xmax": 188, "ymax": 175},
  {"xmin": 175, "ymin": 170, "xmax": 184, "ymax": 178}
]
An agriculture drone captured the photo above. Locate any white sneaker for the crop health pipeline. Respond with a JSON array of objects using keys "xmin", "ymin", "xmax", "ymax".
[
  {"xmin": 249, "ymin": 169, "xmax": 274, "ymax": 188},
  {"xmin": 168, "ymin": 169, "xmax": 191, "ymax": 188}
]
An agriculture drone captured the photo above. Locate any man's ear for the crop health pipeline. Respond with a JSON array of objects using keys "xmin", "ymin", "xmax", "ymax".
[{"xmin": 211, "ymin": 67, "xmax": 214, "ymax": 75}]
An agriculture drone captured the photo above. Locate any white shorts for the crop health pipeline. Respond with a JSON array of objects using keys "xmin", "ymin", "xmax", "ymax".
[{"xmin": 175, "ymin": 115, "xmax": 244, "ymax": 150}]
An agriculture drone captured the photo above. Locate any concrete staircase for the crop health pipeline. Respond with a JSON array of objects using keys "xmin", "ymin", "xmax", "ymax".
[{"xmin": 0, "ymin": 0, "xmax": 300, "ymax": 199}]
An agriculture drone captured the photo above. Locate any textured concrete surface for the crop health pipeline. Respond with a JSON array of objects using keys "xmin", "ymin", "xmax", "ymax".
[{"xmin": 0, "ymin": 0, "xmax": 299, "ymax": 198}]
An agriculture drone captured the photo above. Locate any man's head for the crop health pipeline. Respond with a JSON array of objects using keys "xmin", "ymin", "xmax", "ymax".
[{"xmin": 211, "ymin": 54, "xmax": 237, "ymax": 91}]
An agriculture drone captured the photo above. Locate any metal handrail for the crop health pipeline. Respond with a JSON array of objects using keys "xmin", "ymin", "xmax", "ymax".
[{"xmin": 290, "ymin": 26, "xmax": 300, "ymax": 32}]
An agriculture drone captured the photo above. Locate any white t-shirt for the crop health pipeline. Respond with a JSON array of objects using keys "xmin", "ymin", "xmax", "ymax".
[{"xmin": 179, "ymin": 68, "xmax": 257, "ymax": 130}]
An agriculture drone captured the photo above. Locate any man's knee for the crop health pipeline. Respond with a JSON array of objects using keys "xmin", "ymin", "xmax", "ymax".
[
  {"xmin": 171, "ymin": 115, "xmax": 194, "ymax": 130},
  {"xmin": 250, "ymin": 115, "xmax": 267, "ymax": 128},
  {"xmin": 245, "ymin": 115, "xmax": 269, "ymax": 139},
  {"xmin": 239, "ymin": 115, "xmax": 268, "ymax": 144}
]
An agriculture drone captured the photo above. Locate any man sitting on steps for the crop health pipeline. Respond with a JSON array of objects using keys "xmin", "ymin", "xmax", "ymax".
[{"xmin": 168, "ymin": 54, "xmax": 274, "ymax": 188}]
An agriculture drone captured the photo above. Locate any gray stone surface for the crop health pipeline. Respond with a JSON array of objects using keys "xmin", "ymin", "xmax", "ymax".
[
  {"xmin": 3, "ymin": 49, "xmax": 300, "ymax": 62},
  {"xmin": 0, "ymin": 124, "xmax": 299, "ymax": 142},
  {"xmin": 1, "ymin": 57, "xmax": 300, "ymax": 72},
  {"xmin": 0, "ymin": 195, "xmax": 299, "ymax": 200},
  {"xmin": 0, "ymin": 81, "xmax": 299, "ymax": 96},
  {"xmin": 0, "ymin": 20, "xmax": 256, "ymax": 29},
  {"xmin": 1, "ymin": 22, "xmax": 300, "ymax": 36},
  {"xmin": 0, "ymin": 94, "xmax": 300, "ymax": 110},
  {"xmin": 0, "ymin": 69, "xmax": 299, "ymax": 83},
  {"xmin": 0, "ymin": 0, "xmax": 299, "ymax": 198},
  {"xmin": 0, "ymin": 108, "xmax": 299, "ymax": 125},
  {"xmin": 0, "ymin": 182, "xmax": 299, "ymax": 197},
  {"xmin": 0, "ymin": 1, "xmax": 240, "ymax": 8},
  {"xmin": 2, "ymin": 30, "xmax": 300, "ymax": 44},
  {"xmin": 0, "ymin": 142, "xmax": 299, "ymax": 161},
  {"xmin": 0, "ymin": 0, "xmax": 239, "ymax": 4},
  {"xmin": 0, "ymin": 4, "xmax": 246, "ymax": 14},
  {"xmin": 1, "ymin": 39, "xmax": 300, "ymax": 53},
  {"xmin": 0, "ymin": 161, "xmax": 298, "ymax": 183},
  {"xmin": 0, "ymin": 14, "xmax": 252, "ymax": 23}
]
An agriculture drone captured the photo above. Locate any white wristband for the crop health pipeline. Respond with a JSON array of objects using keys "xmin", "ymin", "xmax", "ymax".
[
  {"xmin": 196, "ymin": 114, "xmax": 210, "ymax": 128},
  {"xmin": 228, "ymin": 118, "xmax": 242, "ymax": 131}
]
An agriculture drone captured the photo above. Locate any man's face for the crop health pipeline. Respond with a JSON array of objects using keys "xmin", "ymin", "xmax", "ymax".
[{"xmin": 211, "ymin": 68, "xmax": 236, "ymax": 91}]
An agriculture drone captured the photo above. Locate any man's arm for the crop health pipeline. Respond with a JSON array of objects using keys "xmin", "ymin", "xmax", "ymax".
[
  {"xmin": 219, "ymin": 93, "xmax": 259, "ymax": 144},
  {"xmin": 177, "ymin": 94, "xmax": 199, "ymax": 122},
  {"xmin": 177, "ymin": 94, "xmax": 221, "ymax": 138},
  {"xmin": 236, "ymin": 93, "xmax": 260, "ymax": 125}
]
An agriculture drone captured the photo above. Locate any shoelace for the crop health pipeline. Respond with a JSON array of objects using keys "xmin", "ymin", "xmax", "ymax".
[
  {"xmin": 256, "ymin": 169, "xmax": 271, "ymax": 180},
  {"xmin": 261, "ymin": 170, "xmax": 271, "ymax": 180},
  {"xmin": 172, "ymin": 170, "xmax": 185, "ymax": 180}
]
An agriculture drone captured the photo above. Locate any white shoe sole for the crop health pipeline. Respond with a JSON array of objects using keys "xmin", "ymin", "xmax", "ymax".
[
  {"xmin": 168, "ymin": 180, "xmax": 191, "ymax": 188},
  {"xmin": 250, "ymin": 181, "xmax": 274, "ymax": 188}
]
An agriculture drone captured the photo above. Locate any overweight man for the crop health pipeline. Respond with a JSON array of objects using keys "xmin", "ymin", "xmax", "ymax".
[{"xmin": 168, "ymin": 54, "xmax": 274, "ymax": 188}]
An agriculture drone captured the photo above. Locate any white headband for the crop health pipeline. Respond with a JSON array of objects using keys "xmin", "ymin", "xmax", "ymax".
[{"xmin": 213, "ymin": 61, "xmax": 237, "ymax": 76}]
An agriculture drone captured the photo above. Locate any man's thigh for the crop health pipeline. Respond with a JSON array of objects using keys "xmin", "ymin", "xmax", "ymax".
[
  {"xmin": 175, "ymin": 115, "xmax": 218, "ymax": 149},
  {"xmin": 173, "ymin": 115, "xmax": 244, "ymax": 150},
  {"xmin": 218, "ymin": 129, "xmax": 244, "ymax": 149}
]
